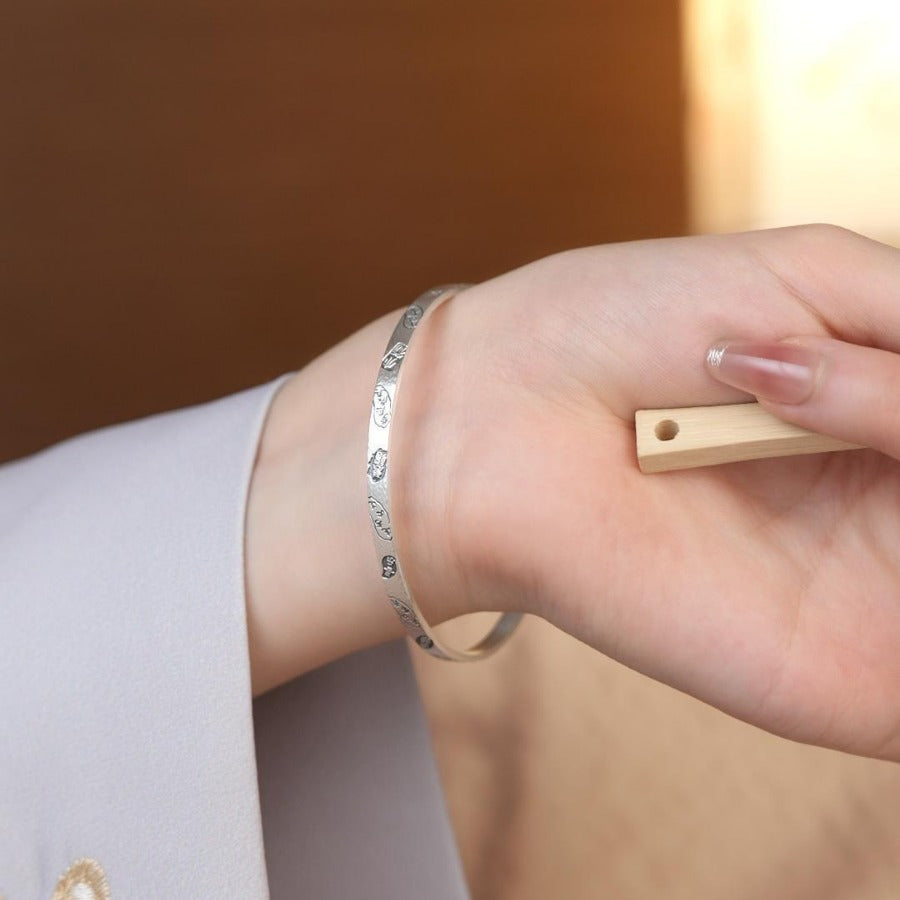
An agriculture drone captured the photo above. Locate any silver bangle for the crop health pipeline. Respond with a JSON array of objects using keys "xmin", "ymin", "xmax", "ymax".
[{"xmin": 366, "ymin": 285, "xmax": 523, "ymax": 661}]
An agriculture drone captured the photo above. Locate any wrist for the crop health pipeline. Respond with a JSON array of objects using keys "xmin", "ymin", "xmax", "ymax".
[
  {"xmin": 244, "ymin": 311, "xmax": 404, "ymax": 694},
  {"xmin": 244, "ymin": 298, "xmax": 488, "ymax": 694}
]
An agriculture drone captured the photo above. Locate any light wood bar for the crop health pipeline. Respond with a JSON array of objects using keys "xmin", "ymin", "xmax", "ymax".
[{"xmin": 635, "ymin": 402, "xmax": 861, "ymax": 473}]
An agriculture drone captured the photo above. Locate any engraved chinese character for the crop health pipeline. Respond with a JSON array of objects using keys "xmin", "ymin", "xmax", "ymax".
[
  {"xmin": 368, "ymin": 496, "xmax": 392, "ymax": 540},
  {"xmin": 381, "ymin": 342, "xmax": 408, "ymax": 370},
  {"xmin": 403, "ymin": 304, "xmax": 424, "ymax": 329},
  {"xmin": 372, "ymin": 384, "xmax": 392, "ymax": 427},
  {"xmin": 367, "ymin": 448, "xmax": 388, "ymax": 482},
  {"xmin": 389, "ymin": 595, "xmax": 420, "ymax": 628}
]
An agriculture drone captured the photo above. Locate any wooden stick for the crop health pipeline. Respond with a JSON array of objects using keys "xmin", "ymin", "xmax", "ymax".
[{"xmin": 635, "ymin": 402, "xmax": 862, "ymax": 474}]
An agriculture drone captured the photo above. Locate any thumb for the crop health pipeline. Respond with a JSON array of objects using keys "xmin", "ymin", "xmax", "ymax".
[{"xmin": 705, "ymin": 336, "xmax": 900, "ymax": 461}]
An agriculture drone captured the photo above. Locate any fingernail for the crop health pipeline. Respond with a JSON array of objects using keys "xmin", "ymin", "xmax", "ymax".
[{"xmin": 705, "ymin": 341, "xmax": 823, "ymax": 404}]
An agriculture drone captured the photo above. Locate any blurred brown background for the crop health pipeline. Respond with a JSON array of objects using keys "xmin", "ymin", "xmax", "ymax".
[
  {"xmin": 1, "ymin": 0, "xmax": 684, "ymax": 464},
  {"xmin": 5, "ymin": 2, "xmax": 900, "ymax": 899}
]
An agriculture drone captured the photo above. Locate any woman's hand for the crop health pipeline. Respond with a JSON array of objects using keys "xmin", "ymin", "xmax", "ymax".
[{"xmin": 394, "ymin": 224, "xmax": 900, "ymax": 761}]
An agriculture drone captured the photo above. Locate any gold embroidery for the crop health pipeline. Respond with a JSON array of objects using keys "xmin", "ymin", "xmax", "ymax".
[{"xmin": 51, "ymin": 858, "xmax": 110, "ymax": 900}]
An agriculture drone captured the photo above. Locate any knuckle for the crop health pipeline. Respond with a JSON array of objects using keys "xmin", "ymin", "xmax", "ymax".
[{"xmin": 871, "ymin": 385, "xmax": 900, "ymax": 453}]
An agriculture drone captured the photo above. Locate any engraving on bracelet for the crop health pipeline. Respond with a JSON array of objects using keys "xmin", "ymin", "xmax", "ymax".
[
  {"xmin": 381, "ymin": 342, "xmax": 408, "ymax": 370},
  {"xmin": 368, "ymin": 496, "xmax": 392, "ymax": 540},
  {"xmin": 381, "ymin": 555, "xmax": 398, "ymax": 578},
  {"xmin": 403, "ymin": 304, "xmax": 424, "ymax": 328},
  {"xmin": 367, "ymin": 448, "xmax": 388, "ymax": 481},
  {"xmin": 389, "ymin": 595, "xmax": 421, "ymax": 628},
  {"xmin": 372, "ymin": 385, "xmax": 392, "ymax": 427}
]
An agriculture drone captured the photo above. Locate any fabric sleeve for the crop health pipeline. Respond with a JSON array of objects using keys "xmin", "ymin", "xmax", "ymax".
[{"xmin": 0, "ymin": 377, "xmax": 289, "ymax": 898}]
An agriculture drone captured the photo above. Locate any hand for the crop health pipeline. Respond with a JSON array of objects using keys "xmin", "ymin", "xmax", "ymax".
[{"xmin": 395, "ymin": 225, "xmax": 900, "ymax": 760}]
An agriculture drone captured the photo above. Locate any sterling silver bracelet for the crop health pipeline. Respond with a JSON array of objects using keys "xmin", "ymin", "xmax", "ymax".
[{"xmin": 366, "ymin": 285, "xmax": 523, "ymax": 661}]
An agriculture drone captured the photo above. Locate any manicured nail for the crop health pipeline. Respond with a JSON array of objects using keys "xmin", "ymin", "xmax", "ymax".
[{"xmin": 705, "ymin": 341, "xmax": 823, "ymax": 404}]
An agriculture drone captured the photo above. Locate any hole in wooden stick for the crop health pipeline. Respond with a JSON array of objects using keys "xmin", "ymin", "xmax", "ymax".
[{"xmin": 655, "ymin": 419, "xmax": 679, "ymax": 441}]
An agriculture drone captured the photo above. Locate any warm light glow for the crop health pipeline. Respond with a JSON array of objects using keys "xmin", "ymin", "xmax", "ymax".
[{"xmin": 684, "ymin": 0, "xmax": 900, "ymax": 244}]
